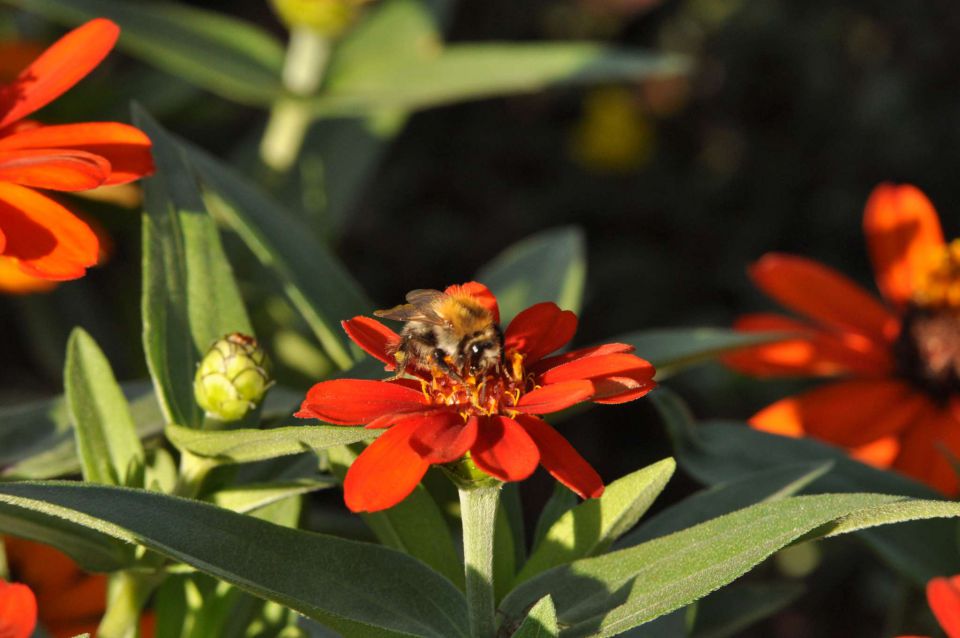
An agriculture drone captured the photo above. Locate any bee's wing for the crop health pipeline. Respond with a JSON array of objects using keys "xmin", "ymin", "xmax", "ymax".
[{"xmin": 374, "ymin": 289, "xmax": 447, "ymax": 325}]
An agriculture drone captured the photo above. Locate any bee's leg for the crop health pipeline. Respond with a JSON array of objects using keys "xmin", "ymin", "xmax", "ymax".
[
  {"xmin": 382, "ymin": 346, "xmax": 409, "ymax": 381},
  {"xmin": 433, "ymin": 349, "xmax": 464, "ymax": 383}
]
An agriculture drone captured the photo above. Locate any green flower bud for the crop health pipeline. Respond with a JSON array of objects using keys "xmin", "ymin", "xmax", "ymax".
[
  {"xmin": 269, "ymin": 0, "xmax": 372, "ymax": 38},
  {"xmin": 194, "ymin": 333, "xmax": 272, "ymax": 422}
]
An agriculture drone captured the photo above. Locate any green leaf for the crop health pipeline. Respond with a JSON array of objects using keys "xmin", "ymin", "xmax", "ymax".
[
  {"xmin": 185, "ymin": 139, "xmax": 372, "ymax": 370},
  {"xmin": 212, "ymin": 479, "xmax": 337, "ymax": 514},
  {"xmin": 477, "ymin": 226, "xmax": 586, "ymax": 324},
  {"xmin": 166, "ymin": 423, "xmax": 377, "ymax": 464},
  {"xmin": 327, "ymin": 445, "xmax": 465, "ymax": 589},
  {"xmin": 316, "ymin": 43, "xmax": 689, "ymax": 117},
  {"xmin": 1, "ymin": 381, "xmax": 163, "ymax": 479},
  {"xmin": 618, "ymin": 328, "xmax": 791, "ymax": 380},
  {"xmin": 515, "ymin": 458, "xmax": 675, "ymax": 586},
  {"xmin": 512, "ymin": 595, "xmax": 559, "ymax": 638},
  {"xmin": 690, "ymin": 582, "xmax": 804, "ymax": 638},
  {"xmin": 532, "ymin": 484, "xmax": 578, "ymax": 554},
  {"xmin": 64, "ymin": 328, "xmax": 145, "ymax": 487},
  {"xmin": 0, "ymin": 482, "xmax": 467, "ymax": 637},
  {"xmin": 654, "ymin": 389, "xmax": 960, "ymax": 582},
  {"xmin": 6, "ymin": 0, "xmax": 284, "ymax": 105},
  {"xmin": 500, "ymin": 492, "xmax": 960, "ymax": 637},
  {"xmin": 619, "ymin": 462, "xmax": 833, "ymax": 548},
  {"xmin": 134, "ymin": 105, "xmax": 252, "ymax": 428}
]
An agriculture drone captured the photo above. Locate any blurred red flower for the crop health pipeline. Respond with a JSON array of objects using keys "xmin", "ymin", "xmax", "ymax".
[
  {"xmin": 296, "ymin": 282, "xmax": 657, "ymax": 512},
  {"xmin": 898, "ymin": 575, "xmax": 960, "ymax": 638},
  {"xmin": 0, "ymin": 577, "xmax": 36, "ymax": 638},
  {"xmin": 0, "ymin": 18, "xmax": 154, "ymax": 290},
  {"xmin": 726, "ymin": 183, "xmax": 960, "ymax": 493}
]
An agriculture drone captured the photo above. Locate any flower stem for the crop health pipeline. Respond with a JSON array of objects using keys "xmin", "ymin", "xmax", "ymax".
[
  {"xmin": 260, "ymin": 26, "xmax": 330, "ymax": 172},
  {"xmin": 97, "ymin": 571, "xmax": 158, "ymax": 638},
  {"xmin": 459, "ymin": 484, "xmax": 500, "ymax": 638}
]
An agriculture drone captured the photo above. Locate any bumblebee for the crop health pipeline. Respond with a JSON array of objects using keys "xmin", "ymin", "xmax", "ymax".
[{"xmin": 374, "ymin": 288, "xmax": 503, "ymax": 380}]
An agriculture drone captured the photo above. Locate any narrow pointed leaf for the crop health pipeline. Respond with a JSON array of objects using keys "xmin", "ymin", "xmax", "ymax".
[
  {"xmin": 185, "ymin": 140, "xmax": 372, "ymax": 370},
  {"xmin": 134, "ymin": 105, "xmax": 252, "ymax": 428},
  {"xmin": 500, "ymin": 493, "xmax": 960, "ymax": 637},
  {"xmin": 512, "ymin": 595, "xmax": 559, "ymax": 638},
  {"xmin": 654, "ymin": 389, "xmax": 960, "ymax": 582},
  {"xmin": 65, "ymin": 328, "xmax": 145, "ymax": 487},
  {"xmin": 7, "ymin": 0, "xmax": 284, "ymax": 104},
  {"xmin": 212, "ymin": 479, "xmax": 337, "ymax": 514},
  {"xmin": 165, "ymin": 423, "xmax": 377, "ymax": 464},
  {"xmin": 477, "ymin": 226, "xmax": 586, "ymax": 324},
  {"xmin": 515, "ymin": 458, "xmax": 675, "ymax": 586},
  {"xmin": 0, "ymin": 482, "xmax": 467, "ymax": 637}
]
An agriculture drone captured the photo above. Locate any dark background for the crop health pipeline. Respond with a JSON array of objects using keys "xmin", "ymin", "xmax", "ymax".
[{"xmin": 3, "ymin": 1, "xmax": 960, "ymax": 635}]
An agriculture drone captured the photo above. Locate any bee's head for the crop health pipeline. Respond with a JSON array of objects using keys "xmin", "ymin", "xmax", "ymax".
[{"xmin": 464, "ymin": 329, "xmax": 503, "ymax": 375}]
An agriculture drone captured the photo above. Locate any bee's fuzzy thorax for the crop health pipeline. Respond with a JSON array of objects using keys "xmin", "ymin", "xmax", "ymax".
[{"xmin": 435, "ymin": 294, "xmax": 493, "ymax": 335}]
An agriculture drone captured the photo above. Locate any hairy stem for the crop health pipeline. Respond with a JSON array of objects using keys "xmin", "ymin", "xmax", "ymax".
[{"xmin": 459, "ymin": 484, "xmax": 501, "ymax": 638}]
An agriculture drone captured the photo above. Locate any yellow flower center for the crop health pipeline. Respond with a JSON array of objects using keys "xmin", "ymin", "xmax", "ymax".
[
  {"xmin": 913, "ymin": 239, "xmax": 960, "ymax": 310},
  {"xmin": 420, "ymin": 351, "xmax": 535, "ymax": 418}
]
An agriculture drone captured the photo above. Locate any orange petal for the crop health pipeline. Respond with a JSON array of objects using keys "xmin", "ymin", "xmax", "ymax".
[
  {"xmin": 0, "ymin": 148, "xmax": 109, "ymax": 190},
  {"xmin": 409, "ymin": 412, "xmax": 477, "ymax": 463},
  {"xmin": 516, "ymin": 379, "xmax": 594, "ymax": 414},
  {"xmin": 864, "ymin": 183, "xmax": 945, "ymax": 308},
  {"xmin": 927, "ymin": 576, "xmax": 960, "ymax": 638},
  {"xmin": 749, "ymin": 379, "xmax": 924, "ymax": 447},
  {"xmin": 749, "ymin": 253, "xmax": 898, "ymax": 343},
  {"xmin": 342, "ymin": 316, "xmax": 400, "ymax": 369},
  {"xmin": 0, "ymin": 256, "xmax": 56, "ymax": 294},
  {"xmin": 0, "ymin": 123, "xmax": 153, "ymax": 185},
  {"xmin": 0, "ymin": 43, "xmax": 45, "ymax": 84},
  {"xmin": 0, "ymin": 182, "xmax": 97, "ymax": 280},
  {"xmin": 470, "ymin": 415, "xmax": 540, "ymax": 482},
  {"xmin": 343, "ymin": 418, "xmax": 429, "ymax": 513},
  {"xmin": 516, "ymin": 414, "xmax": 604, "ymax": 498},
  {"xmin": 893, "ymin": 405, "xmax": 960, "ymax": 496},
  {"xmin": 849, "ymin": 435, "xmax": 901, "ymax": 469},
  {"xmin": 295, "ymin": 379, "xmax": 428, "ymax": 425},
  {"xmin": 504, "ymin": 302, "xmax": 578, "ymax": 363},
  {"xmin": 531, "ymin": 343, "xmax": 635, "ymax": 373},
  {"xmin": 37, "ymin": 573, "xmax": 106, "ymax": 624},
  {"xmin": 0, "ymin": 581, "xmax": 37, "ymax": 638},
  {"xmin": 0, "ymin": 19, "xmax": 119, "ymax": 130},
  {"xmin": 723, "ymin": 313, "xmax": 894, "ymax": 377},
  {"xmin": 538, "ymin": 352, "xmax": 656, "ymax": 404}
]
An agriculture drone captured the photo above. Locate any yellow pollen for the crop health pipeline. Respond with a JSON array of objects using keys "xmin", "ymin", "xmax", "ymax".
[
  {"xmin": 914, "ymin": 239, "xmax": 960, "ymax": 310},
  {"xmin": 419, "ymin": 350, "xmax": 532, "ymax": 418}
]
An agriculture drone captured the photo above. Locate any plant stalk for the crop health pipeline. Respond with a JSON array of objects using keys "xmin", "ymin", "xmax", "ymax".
[
  {"xmin": 97, "ymin": 571, "xmax": 158, "ymax": 638},
  {"xmin": 260, "ymin": 26, "xmax": 331, "ymax": 171},
  {"xmin": 459, "ymin": 484, "xmax": 500, "ymax": 638}
]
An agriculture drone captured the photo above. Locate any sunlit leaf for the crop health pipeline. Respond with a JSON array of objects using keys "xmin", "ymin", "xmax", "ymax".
[
  {"xmin": 212, "ymin": 479, "xmax": 337, "ymax": 514},
  {"xmin": 511, "ymin": 595, "xmax": 559, "ymax": 638}
]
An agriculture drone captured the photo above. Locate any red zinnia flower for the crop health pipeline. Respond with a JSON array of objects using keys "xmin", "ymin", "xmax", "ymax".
[
  {"xmin": 726, "ymin": 183, "xmax": 960, "ymax": 493},
  {"xmin": 897, "ymin": 575, "xmax": 960, "ymax": 638},
  {"xmin": 0, "ymin": 578, "xmax": 37, "ymax": 638},
  {"xmin": 0, "ymin": 18, "xmax": 154, "ymax": 285},
  {"xmin": 296, "ymin": 282, "xmax": 657, "ymax": 512}
]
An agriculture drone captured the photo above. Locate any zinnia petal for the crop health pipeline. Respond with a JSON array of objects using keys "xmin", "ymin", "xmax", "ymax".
[
  {"xmin": 0, "ymin": 182, "xmax": 97, "ymax": 280},
  {"xmin": 0, "ymin": 148, "xmax": 109, "ymax": 190},
  {"xmin": 723, "ymin": 313, "xmax": 894, "ymax": 377},
  {"xmin": 343, "ymin": 418, "xmax": 429, "ymax": 513},
  {"xmin": 515, "ymin": 414, "xmax": 604, "ymax": 498},
  {"xmin": 531, "ymin": 342, "xmax": 635, "ymax": 373},
  {"xmin": 504, "ymin": 302, "xmax": 578, "ymax": 363},
  {"xmin": 749, "ymin": 253, "xmax": 898, "ymax": 343},
  {"xmin": 516, "ymin": 379, "xmax": 594, "ymax": 414},
  {"xmin": 0, "ymin": 580, "xmax": 37, "ymax": 638},
  {"xmin": 445, "ymin": 281, "xmax": 499, "ymax": 324},
  {"xmin": 0, "ymin": 19, "xmax": 120, "ymax": 130},
  {"xmin": 749, "ymin": 379, "xmax": 926, "ymax": 448},
  {"xmin": 537, "ymin": 352, "xmax": 656, "ymax": 404},
  {"xmin": 295, "ymin": 379, "xmax": 427, "ymax": 425},
  {"xmin": 409, "ymin": 412, "xmax": 478, "ymax": 463},
  {"xmin": 864, "ymin": 183, "xmax": 946, "ymax": 308},
  {"xmin": 893, "ymin": 405, "xmax": 960, "ymax": 496},
  {"xmin": 342, "ymin": 316, "xmax": 399, "ymax": 369},
  {"xmin": 0, "ymin": 122, "xmax": 154, "ymax": 185},
  {"xmin": 470, "ymin": 415, "xmax": 539, "ymax": 482},
  {"xmin": 927, "ymin": 575, "xmax": 960, "ymax": 638},
  {"xmin": 0, "ymin": 256, "xmax": 56, "ymax": 294}
]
